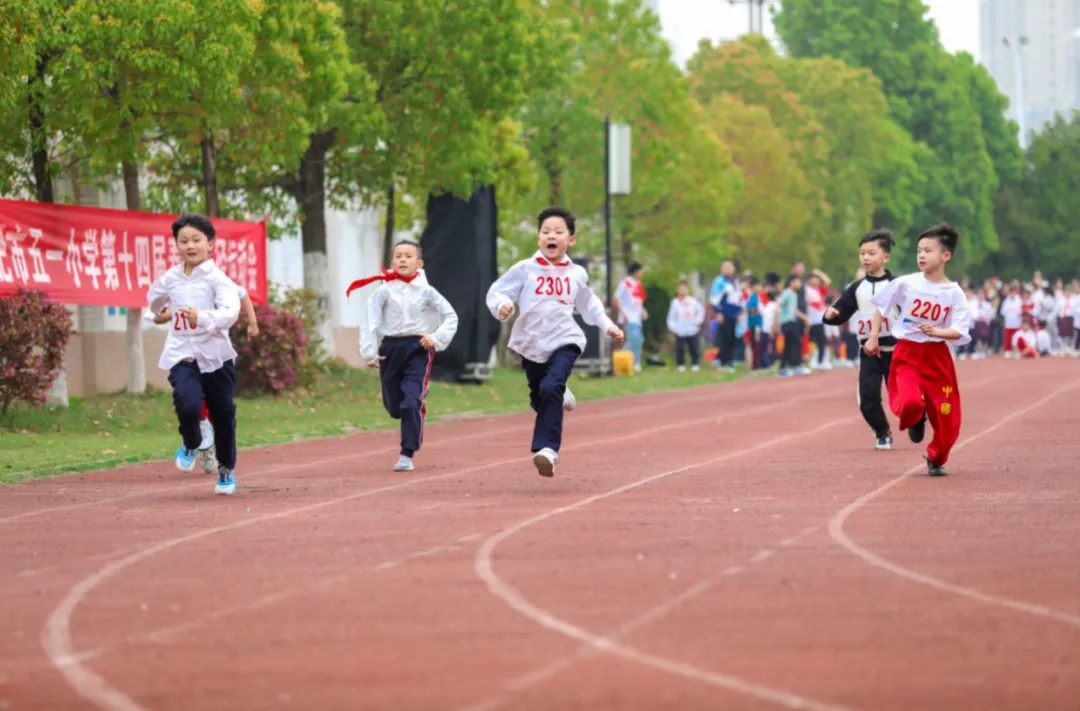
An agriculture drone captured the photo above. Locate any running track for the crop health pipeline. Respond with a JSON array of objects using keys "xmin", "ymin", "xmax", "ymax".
[{"xmin": 1, "ymin": 357, "xmax": 1078, "ymax": 711}]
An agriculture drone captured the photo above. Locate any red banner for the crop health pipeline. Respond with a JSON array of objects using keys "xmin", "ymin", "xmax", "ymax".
[{"xmin": 0, "ymin": 199, "xmax": 267, "ymax": 308}]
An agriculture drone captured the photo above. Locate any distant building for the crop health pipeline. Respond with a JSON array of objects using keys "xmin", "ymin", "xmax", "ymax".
[{"xmin": 980, "ymin": 0, "xmax": 1080, "ymax": 143}]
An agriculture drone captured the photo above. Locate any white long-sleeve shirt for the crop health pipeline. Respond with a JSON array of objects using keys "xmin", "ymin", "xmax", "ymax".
[
  {"xmin": 144, "ymin": 259, "xmax": 242, "ymax": 373},
  {"xmin": 870, "ymin": 272, "xmax": 972, "ymax": 348},
  {"xmin": 615, "ymin": 276, "xmax": 645, "ymax": 326},
  {"xmin": 358, "ymin": 270, "xmax": 458, "ymax": 364},
  {"xmin": 1000, "ymin": 294, "xmax": 1024, "ymax": 329},
  {"xmin": 666, "ymin": 296, "xmax": 705, "ymax": 337},
  {"xmin": 486, "ymin": 252, "xmax": 616, "ymax": 363}
]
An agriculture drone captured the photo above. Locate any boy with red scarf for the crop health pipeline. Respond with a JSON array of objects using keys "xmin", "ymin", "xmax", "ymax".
[
  {"xmin": 351, "ymin": 240, "xmax": 459, "ymax": 472},
  {"xmin": 866, "ymin": 224, "xmax": 971, "ymax": 476}
]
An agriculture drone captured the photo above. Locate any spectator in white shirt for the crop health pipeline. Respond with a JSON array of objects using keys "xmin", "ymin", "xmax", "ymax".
[
  {"xmin": 487, "ymin": 206, "xmax": 624, "ymax": 477},
  {"xmin": 665, "ymin": 282, "xmax": 705, "ymax": 371},
  {"xmin": 145, "ymin": 213, "xmax": 242, "ymax": 495},
  {"xmin": 353, "ymin": 240, "xmax": 458, "ymax": 473}
]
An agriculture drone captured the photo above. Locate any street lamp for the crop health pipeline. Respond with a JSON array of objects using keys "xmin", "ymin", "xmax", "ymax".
[
  {"xmin": 1002, "ymin": 35, "xmax": 1029, "ymax": 150},
  {"xmin": 727, "ymin": 0, "xmax": 773, "ymax": 35}
]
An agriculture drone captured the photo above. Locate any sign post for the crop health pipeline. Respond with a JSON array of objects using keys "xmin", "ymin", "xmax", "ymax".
[{"xmin": 603, "ymin": 116, "xmax": 631, "ymax": 310}]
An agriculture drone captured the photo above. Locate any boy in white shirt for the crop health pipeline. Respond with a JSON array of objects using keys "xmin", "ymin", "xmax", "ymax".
[
  {"xmin": 486, "ymin": 206, "xmax": 624, "ymax": 477},
  {"xmin": 1000, "ymin": 286, "xmax": 1024, "ymax": 357},
  {"xmin": 353, "ymin": 240, "xmax": 458, "ymax": 472},
  {"xmin": 145, "ymin": 213, "xmax": 243, "ymax": 495},
  {"xmin": 867, "ymin": 223, "xmax": 972, "ymax": 477},
  {"xmin": 154, "ymin": 284, "xmax": 259, "ymax": 473},
  {"xmin": 665, "ymin": 282, "xmax": 705, "ymax": 371}
]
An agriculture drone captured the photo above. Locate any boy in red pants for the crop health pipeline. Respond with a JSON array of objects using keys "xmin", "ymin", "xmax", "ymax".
[{"xmin": 865, "ymin": 224, "xmax": 971, "ymax": 476}]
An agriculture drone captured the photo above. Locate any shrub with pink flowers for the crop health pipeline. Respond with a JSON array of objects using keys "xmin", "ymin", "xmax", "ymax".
[
  {"xmin": 0, "ymin": 288, "xmax": 75, "ymax": 417},
  {"xmin": 231, "ymin": 303, "xmax": 309, "ymax": 395}
]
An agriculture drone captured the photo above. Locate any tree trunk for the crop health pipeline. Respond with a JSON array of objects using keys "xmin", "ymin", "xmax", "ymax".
[
  {"xmin": 294, "ymin": 130, "xmax": 338, "ymax": 357},
  {"xmin": 28, "ymin": 56, "xmax": 54, "ymax": 204},
  {"xmin": 200, "ymin": 133, "xmax": 221, "ymax": 217},
  {"xmin": 382, "ymin": 181, "xmax": 395, "ymax": 268},
  {"xmin": 122, "ymin": 159, "xmax": 147, "ymax": 395}
]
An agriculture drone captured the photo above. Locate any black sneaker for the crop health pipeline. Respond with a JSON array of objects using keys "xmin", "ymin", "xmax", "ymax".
[
  {"xmin": 908, "ymin": 412, "xmax": 927, "ymax": 444},
  {"xmin": 924, "ymin": 455, "xmax": 946, "ymax": 477},
  {"xmin": 874, "ymin": 433, "xmax": 893, "ymax": 450}
]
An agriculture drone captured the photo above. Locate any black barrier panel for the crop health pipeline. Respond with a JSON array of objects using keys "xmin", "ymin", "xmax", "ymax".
[{"xmin": 419, "ymin": 186, "xmax": 500, "ymax": 382}]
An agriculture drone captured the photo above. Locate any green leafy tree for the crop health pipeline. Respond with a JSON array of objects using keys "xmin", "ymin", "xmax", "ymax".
[
  {"xmin": 992, "ymin": 113, "xmax": 1080, "ymax": 280},
  {"xmin": 53, "ymin": 0, "xmax": 264, "ymax": 393},
  {"xmin": 773, "ymin": 0, "xmax": 1016, "ymax": 270},
  {"xmin": 501, "ymin": 0, "xmax": 741, "ymax": 283}
]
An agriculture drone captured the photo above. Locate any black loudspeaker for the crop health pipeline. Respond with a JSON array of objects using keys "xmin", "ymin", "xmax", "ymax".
[{"xmin": 419, "ymin": 186, "xmax": 499, "ymax": 382}]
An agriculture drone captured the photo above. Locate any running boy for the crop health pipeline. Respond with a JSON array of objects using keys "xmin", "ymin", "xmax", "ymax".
[
  {"xmin": 145, "ymin": 213, "xmax": 243, "ymax": 495},
  {"xmin": 486, "ymin": 206, "xmax": 624, "ymax": 477},
  {"xmin": 824, "ymin": 229, "xmax": 900, "ymax": 450},
  {"xmin": 354, "ymin": 240, "xmax": 458, "ymax": 472},
  {"xmin": 866, "ymin": 224, "xmax": 971, "ymax": 476},
  {"xmin": 155, "ymin": 286, "xmax": 259, "ymax": 472}
]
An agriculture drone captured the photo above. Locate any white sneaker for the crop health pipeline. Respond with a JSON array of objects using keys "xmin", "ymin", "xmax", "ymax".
[
  {"xmin": 563, "ymin": 386, "xmax": 576, "ymax": 411},
  {"xmin": 393, "ymin": 455, "xmax": 414, "ymax": 472},
  {"xmin": 677, "ymin": 365, "xmax": 686, "ymax": 373},
  {"xmin": 691, "ymin": 365, "xmax": 700, "ymax": 372},
  {"xmin": 198, "ymin": 418, "xmax": 214, "ymax": 451},
  {"xmin": 200, "ymin": 448, "xmax": 218, "ymax": 474},
  {"xmin": 532, "ymin": 448, "xmax": 557, "ymax": 477}
]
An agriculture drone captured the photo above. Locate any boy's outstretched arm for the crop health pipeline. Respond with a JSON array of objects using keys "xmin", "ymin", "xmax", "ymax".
[
  {"xmin": 358, "ymin": 289, "xmax": 386, "ymax": 364},
  {"xmin": 427, "ymin": 288, "xmax": 459, "ymax": 351},
  {"xmin": 486, "ymin": 263, "xmax": 525, "ymax": 321},
  {"xmin": 824, "ymin": 282, "xmax": 859, "ymax": 325},
  {"xmin": 573, "ymin": 280, "xmax": 623, "ymax": 343}
]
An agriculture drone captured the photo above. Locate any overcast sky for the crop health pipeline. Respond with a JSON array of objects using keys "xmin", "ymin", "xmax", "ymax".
[{"xmin": 657, "ymin": 0, "xmax": 980, "ymax": 65}]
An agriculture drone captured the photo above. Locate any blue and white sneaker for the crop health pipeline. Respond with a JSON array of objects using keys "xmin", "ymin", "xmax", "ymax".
[
  {"xmin": 198, "ymin": 418, "xmax": 214, "ymax": 451},
  {"xmin": 175, "ymin": 446, "xmax": 197, "ymax": 472},
  {"xmin": 215, "ymin": 465, "xmax": 236, "ymax": 495},
  {"xmin": 777, "ymin": 369, "xmax": 793, "ymax": 378}
]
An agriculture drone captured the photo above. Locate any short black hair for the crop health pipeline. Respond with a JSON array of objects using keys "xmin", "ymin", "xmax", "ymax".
[
  {"xmin": 764, "ymin": 271, "xmax": 780, "ymax": 286},
  {"xmin": 860, "ymin": 228, "xmax": 895, "ymax": 253},
  {"xmin": 537, "ymin": 205, "xmax": 576, "ymax": 235},
  {"xmin": 785, "ymin": 274, "xmax": 801, "ymax": 287},
  {"xmin": 748, "ymin": 274, "xmax": 760, "ymax": 286},
  {"xmin": 918, "ymin": 223, "xmax": 959, "ymax": 252},
  {"xmin": 628, "ymin": 261, "xmax": 643, "ymax": 275},
  {"xmin": 392, "ymin": 239, "xmax": 422, "ymax": 258},
  {"xmin": 171, "ymin": 212, "xmax": 215, "ymax": 241}
]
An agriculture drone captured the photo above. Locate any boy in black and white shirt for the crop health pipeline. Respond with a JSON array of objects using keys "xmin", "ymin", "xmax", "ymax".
[{"xmin": 824, "ymin": 229, "xmax": 901, "ymax": 450}]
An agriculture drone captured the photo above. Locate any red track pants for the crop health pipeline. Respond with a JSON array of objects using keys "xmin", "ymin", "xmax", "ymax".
[{"xmin": 887, "ymin": 340, "xmax": 962, "ymax": 467}]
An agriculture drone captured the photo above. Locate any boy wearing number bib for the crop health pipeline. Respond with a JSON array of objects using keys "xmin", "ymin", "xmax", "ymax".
[
  {"xmin": 352, "ymin": 241, "xmax": 459, "ymax": 473},
  {"xmin": 823, "ymin": 229, "xmax": 900, "ymax": 450},
  {"xmin": 145, "ymin": 213, "xmax": 243, "ymax": 495},
  {"xmin": 486, "ymin": 206, "xmax": 625, "ymax": 477},
  {"xmin": 866, "ymin": 224, "xmax": 972, "ymax": 476}
]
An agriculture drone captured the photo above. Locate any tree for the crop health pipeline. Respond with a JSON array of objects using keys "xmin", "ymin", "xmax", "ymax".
[
  {"xmin": 703, "ymin": 95, "xmax": 818, "ymax": 274},
  {"xmin": 54, "ymin": 0, "xmax": 264, "ymax": 393},
  {"xmin": 143, "ymin": 0, "xmax": 353, "ymax": 228},
  {"xmin": 773, "ymin": 0, "xmax": 1016, "ymax": 269},
  {"xmin": 500, "ymin": 0, "xmax": 741, "ymax": 281},
  {"xmin": 992, "ymin": 113, "xmax": 1080, "ymax": 280}
]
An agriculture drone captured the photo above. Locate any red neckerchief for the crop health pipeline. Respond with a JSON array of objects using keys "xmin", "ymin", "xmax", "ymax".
[
  {"xmin": 623, "ymin": 276, "xmax": 646, "ymax": 302},
  {"xmin": 345, "ymin": 268, "xmax": 418, "ymax": 298},
  {"xmin": 536, "ymin": 256, "xmax": 570, "ymax": 267}
]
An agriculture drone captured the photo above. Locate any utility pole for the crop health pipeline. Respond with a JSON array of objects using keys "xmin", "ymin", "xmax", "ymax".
[
  {"xmin": 728, "ymin": 0, "xmax": 769, "ymax": 34},
  {"xmin": 1002, "ymin": 35, "xmax": 1029, "ymax": 150}
]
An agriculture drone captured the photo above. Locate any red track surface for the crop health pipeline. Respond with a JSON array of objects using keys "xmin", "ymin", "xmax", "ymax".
[{"xmin": 2, "ymin": 357, "xmax": 1079, "ymax": 711}]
